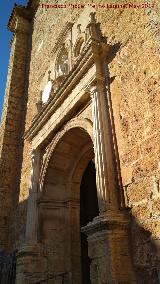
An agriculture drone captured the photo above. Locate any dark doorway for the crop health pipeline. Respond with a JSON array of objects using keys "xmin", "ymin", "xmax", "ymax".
[{"xmin": 80, "ymin": 160, "xmax": 99, "ymax": 284}]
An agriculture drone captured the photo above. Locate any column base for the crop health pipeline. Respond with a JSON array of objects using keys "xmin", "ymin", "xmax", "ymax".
[
  {"xmin": 16, "ymin": 243, "xmax": 47, "ymax": 284},
  {"xmin": 82, "ymin": 210, "xmax": 136, "ymax": 284}
]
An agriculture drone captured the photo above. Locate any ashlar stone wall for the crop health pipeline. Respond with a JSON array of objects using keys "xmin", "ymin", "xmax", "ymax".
[{"xmin": 0, "ymin": 0, "xmax": 159, "ymax": 281}]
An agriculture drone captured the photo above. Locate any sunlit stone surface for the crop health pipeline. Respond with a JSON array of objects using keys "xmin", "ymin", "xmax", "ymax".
[
  {"xmin": 42, "ymin": 80, "xmax": 52, "ymax": 103},
  {"xmin": 0, "ymin": 2, "xmax": 159, "ymax": 284}
]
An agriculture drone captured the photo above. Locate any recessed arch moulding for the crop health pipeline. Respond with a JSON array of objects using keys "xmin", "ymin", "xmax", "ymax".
[{"xmin": 38, "ymin": 122, "xmax": 94, "ymax": 283}]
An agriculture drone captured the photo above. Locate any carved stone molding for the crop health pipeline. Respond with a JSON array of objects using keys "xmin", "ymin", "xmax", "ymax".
[
  {"xmin": 39, "ymin": 117, "xmax": 93, "ymax": 194},
  {"xmin": 24, "ymin": 13, "xmax": 110, "ymax": 142}
]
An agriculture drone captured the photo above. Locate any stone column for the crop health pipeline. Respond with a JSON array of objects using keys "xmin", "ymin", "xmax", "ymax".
[
  {"xmin": 81, "ymin": 85, "xmax": 136, "ymax": 283},
  {"xmin": 16, "ymin": 149, "xmax": 47, "ymax": 284},
  {"xmin": 90, "ymin": 85, "xmax": 120, "ymax": 213},
  {"xmin": 81, "ymin": 85, "xmax": 137, "ymax": 281},
  {"xmin": 25, "ymin": 149, "xmax": 40, "ymax": 245},
  {"xmin": 81, "ymin": 13, "xmax": 136, "ymax": 281}
]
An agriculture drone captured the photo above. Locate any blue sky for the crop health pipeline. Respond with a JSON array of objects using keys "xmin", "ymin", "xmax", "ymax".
[{"xmin": 0, "ymin": 0, "xmax": 27, "ymax": 120}]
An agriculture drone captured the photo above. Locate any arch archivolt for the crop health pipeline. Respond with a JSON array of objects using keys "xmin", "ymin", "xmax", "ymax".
[
  {"xmin": 67, "ymin": 142, "xmax": 93, "ymax": 183},
  {"xmin": 39, "ymin": 117, "xmax": 93, "ymax": 195},
  {"xmin": 36, "ymin": 116, "xmax": 97, "ymax": 282}
]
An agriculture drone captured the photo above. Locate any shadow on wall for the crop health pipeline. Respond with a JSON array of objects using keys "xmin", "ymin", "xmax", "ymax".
[
  {"xmin": 105, "ymin": 42, "xmax": 160, "ymax": 284},
  {"xmin": 5, "ymin": 196, "xmax": 160, "ymax": 284},
  {"xmin": 130, "ymin": 215, "xmax": 160, "ymax": 284},
  {"xmin": 105, "ymin": 41, "xmax": 160, "ymax": 284}
]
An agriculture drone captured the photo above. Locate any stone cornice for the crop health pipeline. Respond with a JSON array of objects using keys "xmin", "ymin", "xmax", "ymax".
[
  {"xmin": 8, "ymin": 0, "xmax": 40, "ymax": 33},
  {"xmin": 24, "ymin": 13, "xmax": 111, "ymax": 142},
  {"xmin": 8, "ymin": 5, "xmax": 32, "ymax": 32}
]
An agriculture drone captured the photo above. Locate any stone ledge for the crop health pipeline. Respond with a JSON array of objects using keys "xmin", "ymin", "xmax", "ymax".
[
  {"xmin": 82, "ymin": 210, "xmax": 131, "ymax": 235},
  {"xmin": 8, "ymin": 5, "xmax": 32, "ymax": 33},
  {"xmin": 17, "ymin": 244, "xmax": 41, "ymax": 258}
]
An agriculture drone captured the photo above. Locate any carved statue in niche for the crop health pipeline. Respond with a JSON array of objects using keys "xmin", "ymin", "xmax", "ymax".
[
  {"xmin": 73, "ymin": 24, "xmax": 85, "ymax": 64},
  {"xmin": 56, "ymin": 47, "xmax": 69, "ymax": 77}
]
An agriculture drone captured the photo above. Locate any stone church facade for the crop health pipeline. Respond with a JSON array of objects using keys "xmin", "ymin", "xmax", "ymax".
[{"xmin": 0, "ymin": 0, "xmax": 160, "ymax": 283}]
